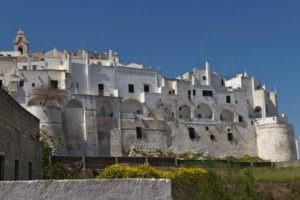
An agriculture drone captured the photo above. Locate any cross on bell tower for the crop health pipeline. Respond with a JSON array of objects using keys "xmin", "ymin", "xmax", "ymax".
[{"xmin": 13, "ymin": 28, "xmax": 29, "ymax": 55}]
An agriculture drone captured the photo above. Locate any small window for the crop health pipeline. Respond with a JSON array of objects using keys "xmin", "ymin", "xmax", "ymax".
[
  {"xmin": 144, "ymin": 84, "xmax": 149, "ymax": 92},
  {"xmin": 98, "ymin": 84, "xmax": 104, "ymax": 96},
  {"xmin": 205, "ymin": 127, "xmax": 209, "ymax": 131},
  {"xmin": 197, "ymin": 114, "xmax": 202, "ymax": 118},
  {"xmin": 28, "ymin": 162, "xmax": 32, "ymax": 180},
  {"xmin": 50, "ymin": 80, "xmax": 58, "ymax": 89},
  {"xmin": 14, "ymin": 160, "xmax": 19, "ymax": 180},
  {"xmin": 227, "ymin": 133, "xmax": 233, "ymax": 141},
  {"xmin": 136, "ymin": 127, "xmax": 142, "ymax": 139},
  {"xmin": 221, "ymin": 79, "xmax": 225, "ymax": 86},
  {"xmin": 0, "ymin": 80, "xmax": 2, "ymax": 87},
  {"xmin": 128, "ymin": 84, "xmax": 134, "ymax": 93},
  {"xmin": 227, "ymin": 128, "xmax": 231, "ymax": 132},
  {"xmin": 77, "ymin": 82, "xmax": 79, "ymax": 89},
  {"xmin": 168, "ymin": 91, "xmax": 172, "ymax": 94},
  {"xmin": 210, "ymin": 134, "xmax": 215, "ymax": 141},
  {"xmin": 19, "ymin": 80, "xmax": 24, "ymax": 87},
  {"xmin": 0, "ymin": 155, "xmax": 4, "ymax": 181},
  {"xmin": 203, "ymin": 76, "xmax": 207, "ymax": 80},
  {"xmin": 32, "ymin": 83, "xmax": 35, "ymax": 87},
  {"xmin": 235, "ymin": 100, "xmax": 238, "ymax": 104},
  {"xmin": 32, "ymin": 65, "xmax": 37, "ymax": 70},
  {"xmin": 188, "ymin": 128, "xmax": 195, "ymax": 140},
  {"xmin": 238, "ymin": 115, "xmax": 243, "ymax": 122},
  {"xmin": 193, "ymin": 89, "xmax": 196, "ymax": 96},
  {"xmin": 23, "ymin": 65, "xmax": 27, "ymax": 70},
  {"xmin": 226, "ymin": 96, "xmax": 231, "ymax": 103},
  {"xmin": 202, "ymin": 90, "xmax": 213, "ymax": 97},
  {"xmin": 188, "ymin": 90, "xmax": 191, "ymax": 100},
  {"xmin": 251, "ymin": 121, "xmax": 254, "ymax": 125}
]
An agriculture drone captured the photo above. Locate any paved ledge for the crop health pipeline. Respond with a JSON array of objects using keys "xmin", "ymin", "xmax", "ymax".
[{"xmin": 0, "ymin": 179, "xmax": 171, "ymax": 200}]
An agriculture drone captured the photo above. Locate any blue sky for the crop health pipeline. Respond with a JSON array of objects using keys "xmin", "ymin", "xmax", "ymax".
[{"xmin": 0, "ymin": 0, "xmax": 299, "ymax": 137}]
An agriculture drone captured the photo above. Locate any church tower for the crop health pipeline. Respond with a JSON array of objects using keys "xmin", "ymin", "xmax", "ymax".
[{"xmin": 13, "ymin": 28, "xmax": 29, "ymax": 55}]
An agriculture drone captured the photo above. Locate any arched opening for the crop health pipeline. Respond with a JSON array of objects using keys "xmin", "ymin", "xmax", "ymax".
[
  {"xmin": 254, "ymin": 106, "xmax": 262, "ymax": 118},
  {"xmin": 179, "ymin": 105, "xmax": 191, "ymax": 120},
  {"xmin": 97, "ymin": 100, "xmax": 113, "ymax": 117},
  {"xmin": 220, "ymin": 109, "xmax": 234, "ymax": 122},
  {"xmin": 195, "ymin": 103, "xmax": 213, "ymax": 119},
  {"xmin": 18, "ymin": 46, "xmax": 23, "ymax": 54},
  {"xmin": 120, "ymin": 99, "xmax": 143, "ymax": 114}
]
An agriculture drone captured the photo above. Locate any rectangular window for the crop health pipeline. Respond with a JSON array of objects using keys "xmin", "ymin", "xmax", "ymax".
[
  {"xmin": 227, "ymin": 133, "xmax": 233, "ymax": 141},
  {"xmin": 128, "ymin": 84, "xmax": 134, "ymax": 93},
  {"xmin": 50, "ymin": 80, "xmax": 58, "ymax": 89},
  {"xmin": 188, "ymin": 90, "xmax": 191, "ymax": 100},
  {"xmin": 238, "ymin": 115, "xmax": 243, "ymax": 122},
  {"xmin": 202, "ymin": 90, "xmax": 213, "ymax": 97},
  {"xmin": 98, "ymin": 84, "xmax": 104, "ymax": 96},
  {"xmin": 210, "ymin": 134, "xmax": 215, "ymax": 141},
  {"xmin": 19, "ymin": 80, "xmax": 24, "ymax": 87},
  {"xmin": 77, "ymin": 82, "xmax": 79, "ymax": 89},
  {"xmin": 0, "ymin": 155, "xmax": 4, "ymax": 181},
  {"xmin": 23, "ymin": 66, "xmax": 27, "ymax": 70},
  {"xmin": 0, "ymin": 80, "xmax": 2, "ymax": 87},
  {"xmin": 193, "ymin": 89, "xmax": 196, "ymax": 96},
  {"xmin": 14, "ymin": 160, "xmax": 19, "ymax": 180},
  {"xmin": 226, "ymin": 96, "xmax": 231, "ymax": 103},
  {"xmin": 28, "ymin": 162, "xmax": 32, "ymax": 180},
  {"xmin": 144, "ymin": 84, "xmax": 149, "ymax": 92},
  {"xmin": 32, "ymin": 83, "xmax": 35, "ymax": 87},
  {"xmin": 32, "ymin": 65, "xmax": 37, "ymax": 70},
  {"xmin": 136, "ymin": 127, "xmax": 142, "ymax": 139},
  {"xmin": 203, "ymin": 76, "xmax": 207, "ymax": 80},
  {"xmin": 188, "ymin": 128, "xmax": 195, "ymax": 140}
]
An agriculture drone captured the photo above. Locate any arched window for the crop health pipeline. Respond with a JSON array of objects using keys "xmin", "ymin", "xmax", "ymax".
[
  {"xmin": 195, "ymin": 103, "xmax": 213, "ymax": 119},
  {"xmin": 18, "ymin": 46, "xmax": 23, "ymax": 54},
  {"xmin": 220, "ymin": 109, "xmax": 234, "ymax": 122},
  {"xmin": 254, "ymin": 106, "xmax": 262, "ymax": 118},
  {"xmin": 178, "ymin": 105, "xmax": 191, "ymax": 120}
]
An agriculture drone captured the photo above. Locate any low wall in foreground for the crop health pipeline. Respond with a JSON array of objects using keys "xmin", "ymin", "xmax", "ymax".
[{"xmin": 0, "ymin": 179, "xmax": 171, "ymax": 200}]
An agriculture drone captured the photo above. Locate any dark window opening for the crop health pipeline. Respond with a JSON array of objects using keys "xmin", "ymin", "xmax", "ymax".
[
  {"xmin": 227, "ymin": 128, "xmax": 231, "ymax": 132},
  {"xmin": 128, "ymin": 84, "xmax": 134, "ymax": 93},
  {"xmin": 221, "ymin": 79, "xmax": 225, "ymax": 86},
  {"xmin": 188, "ymin": 90, "xmax": 191, "ymax": 100},
  {"xmin": 77, "ymin": 82, "xmax": 79, "ymax": 89},
  {"xmin": 193, "ymin": 89, "xmax": 196, "ymax": 96},
  {"xmin": 50, "ymin": 80, "xmax": 58, "ymax": 89},
  {"xmin": 197, "ymin": 114, "xmax": 202, "ymax": 118},
  {"xmin": 18, "ymin": 46, "xmax": 23, "ymax": 54},
  {"xmin": 32, "ymin": 65, "xmax": 37, "ymax": 70},
  {"xmin": 32, "ymin": 83, "xmax": 35, "ymax": 87},
  {"xmin": 188, "ymin": 128, "xmax": 195, "ymax": 140},
  {"xmin": 144, "ymin": 84, "xmax": 149, "ymax": 92},
  {"xmin": 14, "ymin": 160, "xmax": 19, "ymax": 180},
  {"xmin": 235, "ymin": 100, "xmax": 238, "ymax": 104},
  {"xmin": 202, "ymin": 90, "xmax": 213, "ymax": 97},
  {"xmin": 23, "ymin": 66, "xmax": 27, "ymax": 70},
  {"xmin": 226, "ymin": 96, "xmax": 231, "ymax": 103},
  {"xmin": 28, "ymin": 162, "xmax": 32, "ymax": 180},
  {"xmin": 210, "ymin": 134, "xmax": 215, "ymax": 141},
  {"xmin": 0, "ymin": 80, "xmax": 2, "ymax": 87},
  {"xmin": 98, "ymin": 84, "xmax": 104, "ymax": 96},
  {"xmin": 203, "ymin": 76, "xmax": 207, "ymax": 80},
  {"xmin": 238, "ymin": 115, "xmax": 243, "ymax": 122},
  {"xmin": 0, "ymin": 155, "xmax": 4, "ymax": 181},
  {"xmin": 19, "ymin": 80, "xmax": 24, "ymax": 87},
  {"xmin": 205, "ymin": 126, "xmax": 209, "ymax": 131},
  {"xmin": 136, "ymin": 127, "xmax": 142, "ymax": 139},
  {"xmin": 168, "ymin": 90, "xmax": 172, "ymax": 94},
  {"xmin": 227, "ymin": 133, "xmax": 233, "ymax": 141},
  {"xmin": 251, "ymin": 121, "xmax": 254, "ymax": 125}
]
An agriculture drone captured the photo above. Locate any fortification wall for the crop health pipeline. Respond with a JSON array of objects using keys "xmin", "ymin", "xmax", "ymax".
[{"xmin": 256, "ymin": 123, "xmax": 297, "ymax": 161}]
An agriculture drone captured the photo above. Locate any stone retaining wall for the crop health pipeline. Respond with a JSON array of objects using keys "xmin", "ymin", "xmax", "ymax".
[{"xmin": 0, "ymin": 179, "xmax": 171, "ymax": 200}]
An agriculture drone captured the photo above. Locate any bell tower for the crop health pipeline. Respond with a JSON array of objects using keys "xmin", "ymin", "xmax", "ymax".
[{"xmin": 13, "ymin": 28, "xmax": 29, "ymax": 55}]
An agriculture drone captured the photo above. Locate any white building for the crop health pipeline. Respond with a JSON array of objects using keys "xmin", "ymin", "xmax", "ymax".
[{"xmin": 0, "ymin": 29, "xmax": 297, "ymax": 161}]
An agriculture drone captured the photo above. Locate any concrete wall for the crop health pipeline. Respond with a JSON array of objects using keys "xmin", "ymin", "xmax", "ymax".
[
  {"xmin": 0, "ymin": 87, "xmax": 40, "ymax": 180},
  {"xmin": 0, "ymin": 179, "xmax": 171, "ymax": 200}
]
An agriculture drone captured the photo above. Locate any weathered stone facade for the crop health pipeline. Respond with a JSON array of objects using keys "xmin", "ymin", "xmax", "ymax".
[
  {"xmin": 0, "ymin": 29, "xmax": 297, "ymax": 162},
  {"xmin": 0, "ymin": 87, "xmax": 40, "ymax": 180}
]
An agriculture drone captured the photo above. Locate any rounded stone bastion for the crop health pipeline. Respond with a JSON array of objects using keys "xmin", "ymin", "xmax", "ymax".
[{"xmin": 256, "ymin": 121, "xmax": 297, "ymax": 162}]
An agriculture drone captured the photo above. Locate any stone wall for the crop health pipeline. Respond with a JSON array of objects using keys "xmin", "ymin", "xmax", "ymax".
[
  {"xmin": 0, "ymin": 87, "xmax": 40, "ymax": 180},
  {"xmin": 0, "ymin": 179, "xmax": 171, "ymax": 200}
]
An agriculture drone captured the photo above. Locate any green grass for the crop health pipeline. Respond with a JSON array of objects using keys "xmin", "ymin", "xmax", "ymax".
[{"xmin": 213, "ymin": 167, "xmax": 300, "ymax": 183}]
